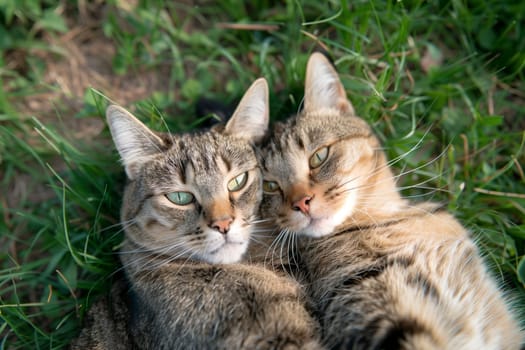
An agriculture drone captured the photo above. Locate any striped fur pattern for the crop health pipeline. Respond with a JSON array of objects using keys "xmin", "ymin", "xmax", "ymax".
[
  {"xmin": 73, "ymin": 79, "xmax": 323, "ymax": 349},
  {"xmin": 259, "ymin": 53, "xmax": 522, "ymax": 349}
]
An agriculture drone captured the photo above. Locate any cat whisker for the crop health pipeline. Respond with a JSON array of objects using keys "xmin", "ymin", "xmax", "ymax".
[
  {"xmin": 249, "ymin": 218, "xmax": 274, "ymax": 224},
  {"xmin": 101, "ymin": 220, "xmax": 137, "ymax": 244},
  {"xmin": 250, "ymin": 232, "xmax": 277, "ymax": 239},
  {"xmin": 171, "ymin": 251, "xmax": 202, "ymax": 276},
  {"xmin": 335, "ymin": 151, "xmax": 449, "ymax": 200},
  {"xmin": 99, "ymin": 219, "xmax": 137, "ymax": 233},
  {"xmin": 148, "ymin": 247, "xmax": 197, "ymax": 271},
  {"xmin": 271, "ymin": 229, "xmax": 287, "ymax": 272},
  {"xmin": 355, "ymin": 187, "xmax": 450, "ymax": 203},
  {"xmin": 340, "ymin": 171, "xmax": 444, "ymax": 197},
  {"xmin": 351, "ymin": 207, "xmax": 381, "ymax": 227},
  {"xmin": 127, "ymin": 242, "xmax": 201, "ymax": 278},
  {"xmin": 265, "ymin": 228, "xmax": 288, "ymax": 270},
  {"xmin": 368, "ymin": 169, "xmax": 449, "ymax": 199},
  {"xmin": 284, "ymin": 229, "xmax": 301, "ymax": 280},
  {"xmin": 379, "ymin": 124, "xmax": 434, "ymax": 170},
  {"xmin": 280, "ymin": 229, "xmax": 291, "ymax": 273},
  {"xmin": 333, "ymin": 135, "xmax": 448, "ymax": 194},
  {"xmin": 250, "ymin": 227, "xmax": 276, "ymax": 233},
  {"xmin": 148, "ymin": 247, "xmax": 196, "ymax": 270},
  {"xmin": 288, "ymin": 230, "xmax": 300, "ymax": 279},
  {"xmin": 248, "ymin": 235, "xmax": 269, "ymax": 247},
  {"xmin": 331, "ymin": 150, "xmax": 385, "ymax": 191},
  {"xmin": 117, "ymin": 237, "xmax": 203, "ymax": 277},
  {"xmin": 390, "ymin": 148, "xmax": 450, "ymax": 182},
  {"xmin": 398, "ymin": 185, "xmax": 453, "ymax": 195},
  {"xmin": 270, "ymin": 228, "xmax": 299, "ymax": 279},
  {"xmin": 118, "ymin": 237, "xmax": 190, "ymax": 255},
  {"xmin": 280, "ymin": 230, "xmax": 291, "ymax": 272},
  {"xmin": 117, "ymin": 250, "xmax": 160, "ymax": 272},
  {"xmin": 264, "ymin": 231, "xmax": 281, "ymax": 268}
]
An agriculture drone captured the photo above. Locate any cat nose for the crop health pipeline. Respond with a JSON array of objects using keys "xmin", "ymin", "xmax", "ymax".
[
  {"xmin": 292, "ymin": 195, "xmax": 312, "ymax": 215},
  {"xmin": 210, "ymin": 217, "xmax": 233, "ymax": 234}
]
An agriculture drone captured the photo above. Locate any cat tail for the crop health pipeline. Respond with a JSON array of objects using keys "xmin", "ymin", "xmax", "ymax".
[
  {"xmin": 333, "ymin": 263, "xmax": 522, "ymax": 350},
  {"xmin": 367, "ymin": 316, "xmax": 443, "ymax": 350},
  {"xmin": 327, "ymin": 314, "xmax": 443, "ymax": 350}
]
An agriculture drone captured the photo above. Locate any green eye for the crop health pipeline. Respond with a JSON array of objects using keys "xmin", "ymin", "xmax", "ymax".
[
  {"xmin": 263, "ymin": 180, "xmax": 280, "ymax": 193},
  {"xmin": 166, "ymin": 191, "xmax": 194, "ymax": 205},
  {"xmin": 227, "ymin": 172, "xmax": 248, "ymax": 192},
  {"xmin": 309, "ymin": 146, "xmax": 329, "ymax": 168}
]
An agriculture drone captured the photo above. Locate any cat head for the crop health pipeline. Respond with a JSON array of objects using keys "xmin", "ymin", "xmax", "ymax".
[
  {"xmin": 260, "ymin": 53, "xmax": 400, "ymax": 238},
  {"xmin": 107, "ymin": 78, "xmax": 269, "ymax": 264}
]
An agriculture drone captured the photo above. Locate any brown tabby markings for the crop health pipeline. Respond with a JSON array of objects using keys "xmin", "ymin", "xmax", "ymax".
[
  {"xmin": 260, "ymin": 53, "xmax": 522, "ymax": 349},
  {"xmin": 72, "ymin": 79, "xmax": 323, "ymax": 349}
]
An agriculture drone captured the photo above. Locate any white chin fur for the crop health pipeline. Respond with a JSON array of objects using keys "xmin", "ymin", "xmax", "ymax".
[
  {"xmin": 201, "ymin": 223, "xmax": 250, "ymax": 264},
  {"xmin": 204, "ymin": 241, "xmax": 248, "ymax": 264},
  {"xmin": 299, "ymin": 192, "xmax": 357, "ymax": 238},
  {"xmin": 299, "ymin": 218, "xmax": 338, "ymax": 238},
  {"xmin": 197, "ymin": 221, "xmax": 250, "ymax": 264}
]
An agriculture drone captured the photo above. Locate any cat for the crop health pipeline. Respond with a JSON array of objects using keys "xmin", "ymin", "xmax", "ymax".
[
  {"xmin": 72, "ymin": 78, "xmax": 322, "ymax": 349},
  {"xmin": 258, "ymin": 52, "xmax": 523, "ymax": 350}
]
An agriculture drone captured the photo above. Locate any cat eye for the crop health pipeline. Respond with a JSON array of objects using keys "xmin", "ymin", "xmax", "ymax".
[
  {"xmin": 166, "ymin": 191, "xmax": 194, "ymax": 205},
  {"xmin": 227, "ymin": 172, "xmax": 248, "ymax": 192},
  {"xmin": 309, "ymin": 146, "xmax": 329, "ymax": 169},
  {"xmin": 263, "ymin": 180, "xmax": 280, "ymax": 193}
]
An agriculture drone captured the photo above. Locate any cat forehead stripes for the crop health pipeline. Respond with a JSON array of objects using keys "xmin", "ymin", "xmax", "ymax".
[
  {"xmin": 169, "ymin": 132, "xmax": 257, "ymax": 173},
  {"xmin": 107, "ymin": 78, "xmax": 269, "ymax": 181}
]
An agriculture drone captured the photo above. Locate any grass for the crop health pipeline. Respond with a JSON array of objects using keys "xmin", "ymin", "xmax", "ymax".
[{"xmin": 1, "ymin": 0, "xmax": 524, "ymax": 348}]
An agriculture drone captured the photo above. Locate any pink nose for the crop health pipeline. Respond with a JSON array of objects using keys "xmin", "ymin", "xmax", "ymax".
[
  {"xmin": 292, "ymin": 195, "xmax": 312, "ymax": 215},
  {"xmin": 210, "ymin": 217, "xmax": 233, "ymax": 234}
]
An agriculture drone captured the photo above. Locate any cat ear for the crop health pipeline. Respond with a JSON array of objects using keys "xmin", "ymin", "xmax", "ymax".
[
  {"xmin": 224, "ymin": 78, "xmax": 269, "ymax": 144},
  {"xmin": 106, "ymin": 105, "xmax": 165, "ymax": 179},
  {"xmin": 304, "ymin": 52, "xmax": 355, "ymax": 115}
]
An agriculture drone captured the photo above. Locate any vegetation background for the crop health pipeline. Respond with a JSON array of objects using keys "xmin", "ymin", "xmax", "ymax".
[{"xmin": 0, "ymin": 0, "xmax": 524, "ymax": 348}]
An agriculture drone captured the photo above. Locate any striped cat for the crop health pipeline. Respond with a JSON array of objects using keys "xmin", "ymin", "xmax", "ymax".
[
  {"xmin": 259, "ymin": 52, "xmax": 522, "ymax": 349},
  {"xmin": 72, "ymin": 79, "xmax": 322, "ymax": 349}
]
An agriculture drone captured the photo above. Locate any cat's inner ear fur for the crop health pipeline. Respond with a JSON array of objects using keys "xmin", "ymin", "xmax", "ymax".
[
  {"xmin": 224, "ymin": 78, "xmax": 269, "ymax": 144},
  {"xmin": 106, "ymin": 105, "xmax": 165, "ymax": 180},
  {"xmin": 304, "ymin": 52, "xmax": 355, "ymax": 115}
]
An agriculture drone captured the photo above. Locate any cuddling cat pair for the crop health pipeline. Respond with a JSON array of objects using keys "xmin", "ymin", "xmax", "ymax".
[{"xmin": 73, "ymin": 53, "xmax": 522, "ymax": 349}]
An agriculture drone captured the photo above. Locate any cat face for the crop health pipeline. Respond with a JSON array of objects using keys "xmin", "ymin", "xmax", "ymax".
[
  {"xmin": 108, "ymin": 79, "xmax": 269, "ymax": 264},
  {"xmin": 260, "ymin": 53, "xmax": 386, "ymax": 238}
]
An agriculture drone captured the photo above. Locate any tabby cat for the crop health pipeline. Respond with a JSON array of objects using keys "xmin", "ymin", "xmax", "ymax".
[
  {"xmin": 73, "ymin": 78, "xmax": 322, "ymax": 349},
  {"xmin": 259, "ymin": 52, "xmax": 522, "ymax": 349}
]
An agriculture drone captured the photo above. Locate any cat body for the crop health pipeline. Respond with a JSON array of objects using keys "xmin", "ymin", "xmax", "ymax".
[
  {"xmin": 73, "ymin": 79, "xmax": 322, "ymax": 349},
  {"xmin": 298, "ymin": 205, "xmax": 519, "ymax": 349},
  {"xmin": 259, "ymin": 53, "xmax": 522, "ymax": 349},
  {"xmin": 126, "ymin": 260, "xmax": 318, "ymax": 349}
]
